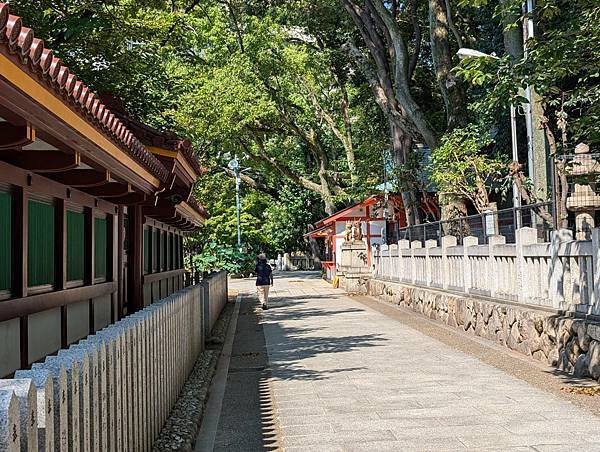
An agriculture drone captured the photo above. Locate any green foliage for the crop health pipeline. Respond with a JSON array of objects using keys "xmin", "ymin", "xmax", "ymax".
[
  {"xmin": 190, "ymin": 242, "xmax": 256, "ymax": 276},
  {"xmin": 430, "ymin": 126, "xmax": 505, "ymax": 212}
]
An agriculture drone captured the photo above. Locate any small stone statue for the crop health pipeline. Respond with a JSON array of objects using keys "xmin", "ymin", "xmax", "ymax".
[
  {"xmin": 351, "ymin": 220, "xmax": 363, "ymax": 242},
  {"xmin": 344, "ymin": 221, "xmax": 353, "ymax": 242}
]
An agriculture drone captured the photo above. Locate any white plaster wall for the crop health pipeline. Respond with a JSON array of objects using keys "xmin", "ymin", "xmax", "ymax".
[
  {"xmin": 93, "ymin": 294, "xmax": 112, "ymax": 332},
  {"xmin": 28, "ymin": 308, "xmax": 61, "ymax": 364},
  {"xmin": 143, "ymin": 283, "xmax": 152, "ymax": 307},
  {"xmin": 67, "ymin": 300, "xmax": 89, "ymax": 345},
  {"xmin": 0, "ymin": 318, "xmax": 20, "ymax": 377}
]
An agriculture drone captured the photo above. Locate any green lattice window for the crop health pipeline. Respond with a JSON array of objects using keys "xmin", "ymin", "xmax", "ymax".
[
  {"xmin": 66, "ymin": 210, "xmax": 85, "ymax": 281},
  {"xmin": 95, "ymin": 216, "xmax": 107, "ymax": 279},
  {"xmin": 143, "ymin": 226, "xmax": 150, "ymax": 274},
  {"xmin": 0, "ymin": 190, "xmax": 12, "ymax": 292},
  {"xmin": 28, "ymin": 200, "xmax": 55, "ymax": 287}
]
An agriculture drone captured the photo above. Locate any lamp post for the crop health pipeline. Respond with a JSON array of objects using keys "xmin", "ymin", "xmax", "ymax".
[
  {"xmin": 457, "ymin": 48, "xmax": 522, "ymax": 227},
  {"xmin": 228, "ymin": 156, "xmax": 243, "ymax": 252}
]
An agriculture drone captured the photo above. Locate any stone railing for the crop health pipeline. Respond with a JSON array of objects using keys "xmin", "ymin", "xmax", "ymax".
[
  {"xmin": 0, "ymin": 271, "xmax": 228, "ymax": 451},
  {"xmin": 373, "ymin": 227, "xmax": 600, "ymax": 316}
]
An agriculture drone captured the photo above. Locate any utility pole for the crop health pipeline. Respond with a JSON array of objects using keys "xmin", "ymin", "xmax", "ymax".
[{"xmin": 522, "ymin": 0, "xmax": 549, "ymax": 203}]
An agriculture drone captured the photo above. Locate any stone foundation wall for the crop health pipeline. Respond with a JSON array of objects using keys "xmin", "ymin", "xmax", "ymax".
[{"xmin": 366, "ymin": 278, "xmax": 600, "ymax": 383}]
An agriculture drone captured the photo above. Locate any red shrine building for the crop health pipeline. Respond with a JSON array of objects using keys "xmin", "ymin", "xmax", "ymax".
[
  {"xmin": 307, "ymin": 195, "xmax": 407, "ymax": 281},
  {"xmin": 0, "ymin": 4, "xmax": 206, "ymax": 377}
]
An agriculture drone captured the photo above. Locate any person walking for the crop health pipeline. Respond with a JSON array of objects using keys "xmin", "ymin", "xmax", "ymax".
[{"xmin": 255, "ymin": 253, "xmax": 273, "ymax": 309}]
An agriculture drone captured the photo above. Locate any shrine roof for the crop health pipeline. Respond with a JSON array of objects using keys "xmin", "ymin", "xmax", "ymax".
[{"xmin": 0, "ymin": 3, "xmax": 169, "ymax": 182}]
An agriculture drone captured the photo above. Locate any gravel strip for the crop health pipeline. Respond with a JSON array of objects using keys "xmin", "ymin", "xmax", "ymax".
[{"xmin": 153, "ymin": 300, "xmax": 236, "ymax": 451}]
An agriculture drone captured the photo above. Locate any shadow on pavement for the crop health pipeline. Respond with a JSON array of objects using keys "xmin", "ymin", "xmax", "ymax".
[{"xmin": 213, "ymin": 297, "xmax": 280, "ymax": 451}]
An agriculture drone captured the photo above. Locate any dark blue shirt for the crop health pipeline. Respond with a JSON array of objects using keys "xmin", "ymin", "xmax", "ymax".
[{"xmin": 255, "ymin": 262, "xmax": 272, "ymax": 286}]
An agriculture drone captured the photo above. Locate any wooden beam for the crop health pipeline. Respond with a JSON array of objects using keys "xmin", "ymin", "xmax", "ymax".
[
  {"xmin": 0, "ymin": 282, "xmax": 116, "ymax": 323},
  {"xmin": 116, "ymin": 206, "xmax": 124, "ymax": 320},
  {"xmin": 143, "ymin": 205, "xmax": 176, "ymax": 219},
  {"xmin": 85, "ymin": 182, "xmax": 131, "ymax": 198},
  {"xmin": 109, "ymin": 192, "xmax": 147, "ymax": 205},
  {"xmin": 142, "ymin": 268, "xmax": 184, "ymax": 285},
  {"xmin": 49, "ymin": 168, "xmax": 110, "ymax": 188},
  {"xmin": 1, "ymin": 150, "xmax": 80, "ymax": 173},
  {"xmin": 0, "ymin": 122, "xmax": 35, "ymax": 149}
]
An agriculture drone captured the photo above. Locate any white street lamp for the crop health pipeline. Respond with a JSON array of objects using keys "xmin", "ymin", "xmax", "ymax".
[
  {"xmin": 228, "ymin": 156, "xmax": 243, "ymax": 252},
  {"xmin": 227, "ymin": 156, "xmax": 252, "ymax": 252}
]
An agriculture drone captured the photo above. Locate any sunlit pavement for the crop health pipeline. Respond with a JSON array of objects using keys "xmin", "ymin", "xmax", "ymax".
[{"xmin": 226, "ymin": 271, "xmax": 600, "ymax": 451}]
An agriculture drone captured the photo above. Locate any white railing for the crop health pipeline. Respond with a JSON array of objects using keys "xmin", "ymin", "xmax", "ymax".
[
  {"xmin": 0, "ymin": 271, "xmax": 228, "ymax": 451},
  {"xmin": 374, "ymin": 227, "xmax": 600, "ymax": 315}
]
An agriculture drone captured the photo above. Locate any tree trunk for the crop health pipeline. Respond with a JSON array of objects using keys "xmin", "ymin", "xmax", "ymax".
[
  {"xmin": 428, "ymin": 0, "xmax": 468, "ymax": 130},
  {"xmin": 389, "ymin": 119, "xmax": 420, "ymax": 226}
]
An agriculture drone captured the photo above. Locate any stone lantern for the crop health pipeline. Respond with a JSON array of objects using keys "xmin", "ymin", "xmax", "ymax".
[{"xmin": 566, "ymin": 143, "xmax": 600, "ymax": 240}]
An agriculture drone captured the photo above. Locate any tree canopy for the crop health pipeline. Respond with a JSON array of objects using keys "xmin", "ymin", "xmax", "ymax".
[{"xmin": 10, "ymin": 0, "xmax": 600, "ymax": 264}]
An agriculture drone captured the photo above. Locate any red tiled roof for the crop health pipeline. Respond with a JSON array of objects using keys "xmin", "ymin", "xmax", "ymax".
[
  {"xmin": 186, "ymin": 196, "xmax": 208, "ymax": 218},
  {"xmin": 0, "ymin": 3, "xmax": 170, "ymax": 181},
  {"xmin": 100, "ymin": 93, "xmax": 203, "ymax": 176}
]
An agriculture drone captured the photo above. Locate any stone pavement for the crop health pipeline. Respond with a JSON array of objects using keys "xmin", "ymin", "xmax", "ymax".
[{"xmin": 208, "ymin": 272, "xmax": 600, "ymax": 451}]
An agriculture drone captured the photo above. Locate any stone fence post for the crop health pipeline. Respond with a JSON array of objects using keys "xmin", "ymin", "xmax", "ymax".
[
  {"xmin": 389, "ymin": 244, "xmax": 398, "ymax": 281},
  {"xmin": 488, "ymin": 235, "xmax": 507, "ymax": 298},
  {"xmin": 410, "ymin": 240, "xmax": 422, "ymax": 285},
  {"xmin": 515, "ymin": 227, "xmax": 538, "ymax": 304},
  {"xmin": 398, "ymin": 240, "xmax": 410, "ymax": 282},
  {"xmin": 549, "ymin": 229, "xmax": 573, "ymax": 310},
  {"xmin": 0, "ymin": 380, "xmax": 37, "ymax": 451},
  {"xmin": 0, "ymin": 389, "xmax": 20, "ymax": 451},
  {"xmin": 13, "ymin": 369, "xmax": 55, "ymax": 452},
  {"xmin": 441, "ymin": 235, "xmax": 457, "ymax": 290},
  {"xmin": 463, "ymin": 236, "xmax": 478, "ymax": 294},
  {"xmin": 425, "ymin": 240, "xmax": 437, "ymax": 287}
]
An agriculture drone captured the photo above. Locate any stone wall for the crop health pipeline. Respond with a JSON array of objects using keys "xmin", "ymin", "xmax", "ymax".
[
  {"xmin": 0, "ymin": 271, "xmax": 228, "ymax": 451},
  {"xmin": 367, "ymin": 279, "xmax": 600, "ymax": 383}
]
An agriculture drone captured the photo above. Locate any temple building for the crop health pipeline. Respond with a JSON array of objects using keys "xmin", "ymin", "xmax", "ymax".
[
  {"xmin": 0, "ymin": 4, "xmax": 206, "ymax": 377},
  {"xmin": 307, "ymin": 195, "xmax": 405, "ymax": 281}
]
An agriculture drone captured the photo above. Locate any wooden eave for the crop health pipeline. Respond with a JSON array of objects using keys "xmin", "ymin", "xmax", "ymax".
[
  {"xmin": 0, "ymin": 52, "xmax": 163, "ymax": 194},
  {"xmin": 148, "ymin": 145, "xmax": 199, "ymax": 185},
  {"xmin": 176, "ymin": 200, "xmax": 205, "ymax": 229}
]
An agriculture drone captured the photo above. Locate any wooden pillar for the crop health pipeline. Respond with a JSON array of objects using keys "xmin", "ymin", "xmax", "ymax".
[
  {"xmin": 127, "ymin": 205, "xmax": 143, "ymax": 313},
  {"xmin": 117, "ymin": 206, "xmax": 125, "ymax": 320},
  {"xmin": 14, "ymin": 187, "xmax": 28, "ymax": 368},
  {"xmin": 56, "ymin": 198, "xmax": 67, "ymax": 347},
  {"xmin": 108, "ymin": 210, "xmax": 117, "ymax": 322}
]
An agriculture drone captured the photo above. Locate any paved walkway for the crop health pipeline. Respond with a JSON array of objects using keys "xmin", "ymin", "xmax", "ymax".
[{"xmin": 204, "ymin": 272, "xmax": 600, "ymax": 451}]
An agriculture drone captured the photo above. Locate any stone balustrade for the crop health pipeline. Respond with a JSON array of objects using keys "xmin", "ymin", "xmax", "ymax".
[
  {"xmin": 0, "ymin": 270, "xmax": 227, "ymax": 451},
  {"xmin": 373, "ymin": 227, "xmax": 600, "ymax": 315}
]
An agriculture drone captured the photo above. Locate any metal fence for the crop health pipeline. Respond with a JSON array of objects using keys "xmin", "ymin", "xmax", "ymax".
[{"xmin": 390, "ymin": 202, "xmax": 554, "ymax": 245}]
